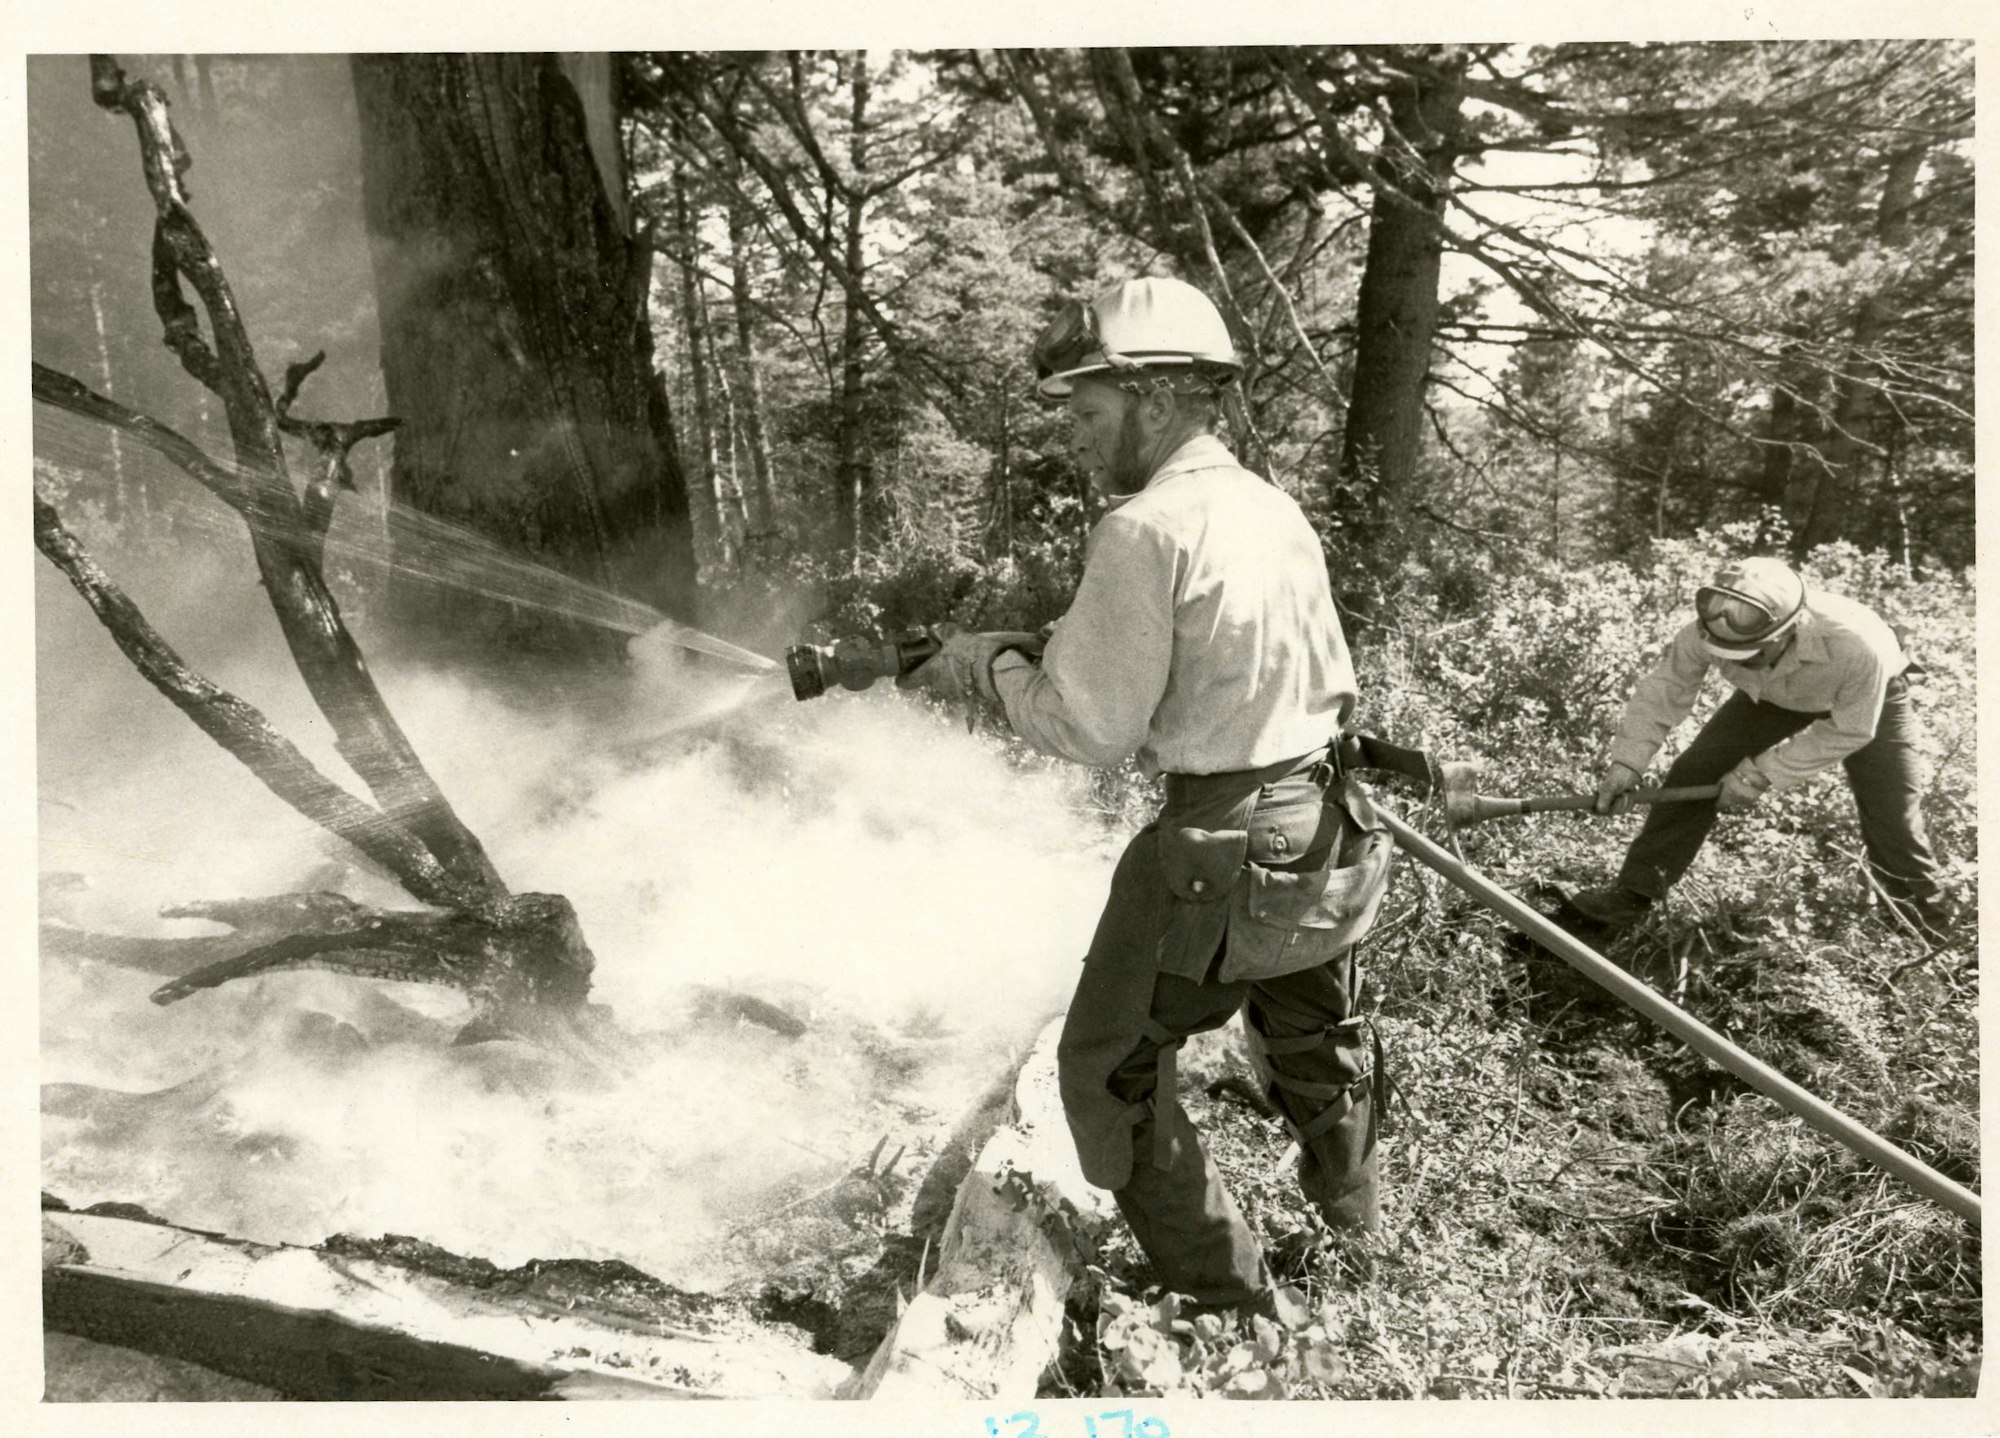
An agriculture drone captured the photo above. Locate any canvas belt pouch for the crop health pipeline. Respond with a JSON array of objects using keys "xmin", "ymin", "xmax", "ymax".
[
  {"xmin": 1155, "ymin": 755, "xmax": 1394, "ymax": 984},
  {"xmin": 1153, "ymin": 750, "xmax": 1310, "ymax": 979},
  {"xmin": 1219, "ymin": 775, "xmax": 1392, "ymax": 983}
]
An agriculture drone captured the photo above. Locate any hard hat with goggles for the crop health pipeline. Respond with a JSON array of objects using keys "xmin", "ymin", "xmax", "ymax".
[
  {"xmin": 1694, "ymin": 557, "xmax": 1806, "ymax": 661},
  {"xmin": 1032, "ymin": 277, "xmax": 1242, "ymax": 399}
]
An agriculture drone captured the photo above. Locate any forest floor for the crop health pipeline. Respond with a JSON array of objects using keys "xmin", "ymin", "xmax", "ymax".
[{"xmin": 673, "ymin": 743, "xmax": 1982, "ymax": 1404}]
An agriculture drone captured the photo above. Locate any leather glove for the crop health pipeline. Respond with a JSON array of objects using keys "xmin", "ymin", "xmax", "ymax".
[
  {"xmin": 1716, "ymin": 762, "xmax": 1769, "ymax": 813},
  {"xmin": 1594, "ymin": 761, "xmax": 1643, "ymax": 815},
  {"xmin": 898, "ymin": 627, "xmax": 1044, "ymax": 704}
]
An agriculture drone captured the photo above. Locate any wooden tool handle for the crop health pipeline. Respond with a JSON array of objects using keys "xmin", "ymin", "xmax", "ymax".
[
  {"xmin": 1520, "ymin": 783, "xmax": 1723, "ymax": 815},
  {"xmin": 1631, "ymin": 784, "xmax": 1724, "ymax": 806}
]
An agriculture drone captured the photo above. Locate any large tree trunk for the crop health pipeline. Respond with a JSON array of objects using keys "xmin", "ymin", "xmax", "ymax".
[
  {"xmin": 350, "ymin": 53, "xmax": 696, "ymax": 656},
  {"xmin": 1334, "ymin": 51, "xmax": 1464, "ymax": 599}
]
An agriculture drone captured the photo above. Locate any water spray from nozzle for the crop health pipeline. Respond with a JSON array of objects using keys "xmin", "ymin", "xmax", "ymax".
[{"xmin": 785, "ymin": 630, "xmax": 941, "ymax": 701}]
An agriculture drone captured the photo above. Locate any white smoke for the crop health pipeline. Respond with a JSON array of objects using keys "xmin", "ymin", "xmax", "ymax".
[{"xmin": 38, "ymin": 536, "xmax": 1121, "ymax": 1285}]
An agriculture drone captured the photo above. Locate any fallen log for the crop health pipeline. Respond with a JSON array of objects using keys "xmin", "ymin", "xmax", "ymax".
[
  {"xmin": 847, "ymin": 1014, "xmax": 1117, "ymax": 1401},
  {"xmin": 42, "ymin": 1205, "xmax": 851, "ymax": 1400}
]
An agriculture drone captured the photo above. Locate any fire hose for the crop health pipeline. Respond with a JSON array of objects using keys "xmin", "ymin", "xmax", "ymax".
[{"xmin": 1375, "ymin": 799, "xmax": 1981, "ymax": 1227}]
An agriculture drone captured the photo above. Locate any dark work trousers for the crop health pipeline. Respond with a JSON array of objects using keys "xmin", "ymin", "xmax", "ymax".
[
  {"xmin": 1057, "ymin": 756, "xmax": 1379, "ymax": 1308},
  {"xmin": 1618, "ymin": 674, "xmax": 1941, "ymax": 907}
]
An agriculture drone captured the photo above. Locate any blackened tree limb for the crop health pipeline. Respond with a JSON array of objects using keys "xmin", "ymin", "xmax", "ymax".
[
  {"xmin": 148, "ymin": 902, "xmax": 582, "ymax": 1008},
  {"xmin": 274, "ymin": 349, "xmax": 402, "ymax": 553},
  {"xmin": 85, "ymin": 54, "xmax": 505, "ymax": 902},
  {"xmin": 94, "ymin": 57, "xmax": 284, "ymax": 473},
  {"xmin": 275, "ymin": 350, "xmax": 329, "ymax": 416},
  {"xmin": 149, "ymin": 225, "xmax": 227, "ymax": 394},
  {"xmin": 41, "ymin": 894, "xmax": 378, "ymax": 979},
  {"xmin": 40, "ymin": 356, "xmax": 384, "ymax": 562},
  {"xmin": 34, "ymin": 362, "xmax": 255, "ymax": 511},
  {"xmin": 32, "ymin": 494, "xmax": 490, "ymax": 918}
]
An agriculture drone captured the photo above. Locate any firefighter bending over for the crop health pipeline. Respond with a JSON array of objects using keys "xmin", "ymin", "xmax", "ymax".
[
  {"xmin": 1570, "ymin": 556, "xmax": 1952, "ymax": 941},
  {"xmin": 903, "ymin": 277, "xmax": 1394, "ymax": 1316}
]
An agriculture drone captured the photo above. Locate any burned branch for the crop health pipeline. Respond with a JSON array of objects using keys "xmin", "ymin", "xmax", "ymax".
[
  {"xmin": 43, "ymin": 893, "xmax": 386, "ymax": 978},
  {"xmin": 34, "ymin": 56, "xmax": 600, "ymax": 1025},
  {"xmin": 34, "ymin": 361, "xmax": 256, "ymax": 512},
  {"xmin": 34, "ymin": 493, "xmax": 595, "ymax": 1019},
  {"xmin": 151, "ymin": 893, "xmax": 591, "ymax": 1012},
  {"xmin": 32, "ymin": 494, "xmax": 482, "ymax": 916},
  {"xmin": 274, "ymin": 348, "xmax": 402, "ymax": 551},
  {"xmin": 83, "ymin": 55, "xmax": 504, "ymax": 899}
]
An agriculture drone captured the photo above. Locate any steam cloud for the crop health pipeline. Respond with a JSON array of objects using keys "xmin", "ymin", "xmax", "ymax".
[{"xmin": 38, "ymin": 461, "xmax": 1117, "ymax": 1286}]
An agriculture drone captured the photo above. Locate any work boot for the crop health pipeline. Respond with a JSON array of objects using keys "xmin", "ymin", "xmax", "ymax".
[
  {"xmin": 1885, "ymin": 894, "xmax": 1959, "ymax": 946},
  {"xmin": 1564, "ymin": 885, "xmax": 1655, "ymax": 931},
  {"xmin": 1181, "ymin": 1282, "xmax": 1310, "ymax": 1329}
]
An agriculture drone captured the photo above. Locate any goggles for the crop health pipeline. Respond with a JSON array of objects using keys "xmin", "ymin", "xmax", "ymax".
[
  {"xmin": 1033, "ymin": 299, "xmax": 1127, "ymax": 386},
  {"xmin": 1695, "ymin": 584, "xmax": 1802, "ymax": 661}
]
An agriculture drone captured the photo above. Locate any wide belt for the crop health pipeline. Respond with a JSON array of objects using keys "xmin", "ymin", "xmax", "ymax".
[
  {"xmin": 1331, "ymin": 732, "xmax": 1442, "ymax": 793},
  {"xmin": 1160, "ymin": 731, "xmax": 1438, "ymax": 804},
  {"xmin": 1161, "ymin": 745, "xmax": 1333, "ymax": 812}
]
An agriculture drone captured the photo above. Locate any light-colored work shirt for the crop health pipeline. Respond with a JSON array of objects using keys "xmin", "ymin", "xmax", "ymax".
[
  {"xmin": 1607, "ymin": 588, "xmax": 1909, "ymax": 791},
  {"xmin": 992, "ymin": 433, "xmax": 1354, "ymax": 776}
]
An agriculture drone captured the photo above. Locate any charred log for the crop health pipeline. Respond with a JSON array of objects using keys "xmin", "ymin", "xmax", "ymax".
[{"xmin": 151, "ymin": 891, "xmax": 591, "ymax": 1012}]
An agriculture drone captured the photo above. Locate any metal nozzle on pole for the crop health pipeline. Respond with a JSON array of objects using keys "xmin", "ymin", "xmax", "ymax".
[{"xmin": 1433, "ymin": 761, "xmax": 1721, "ymax": 829}]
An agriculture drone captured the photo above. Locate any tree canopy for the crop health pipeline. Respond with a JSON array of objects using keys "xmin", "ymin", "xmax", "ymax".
[{"xmin": 626, "ymin": 41, "xmax": 1971, "ymax": 636}]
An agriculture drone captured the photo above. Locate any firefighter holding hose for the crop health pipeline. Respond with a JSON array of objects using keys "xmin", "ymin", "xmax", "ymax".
[
  {"xmin": 1569, "ymin": 556, "xmax": 1953, "ymax": 941},
  {"xmin": 901, "ymin": 277, "xmax": 1393, "ymax": 1318}
]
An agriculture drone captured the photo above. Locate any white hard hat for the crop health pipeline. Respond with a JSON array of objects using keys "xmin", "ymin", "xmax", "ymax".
[{"xmin": 1032, "ymin": 277, "xmax": 1241, "ymax": 398}]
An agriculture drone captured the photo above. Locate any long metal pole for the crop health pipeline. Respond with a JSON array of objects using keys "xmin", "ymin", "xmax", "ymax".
[{"xmin": 1378, "ymin": 806, "xmax": 1981, "ymax": 1226}]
